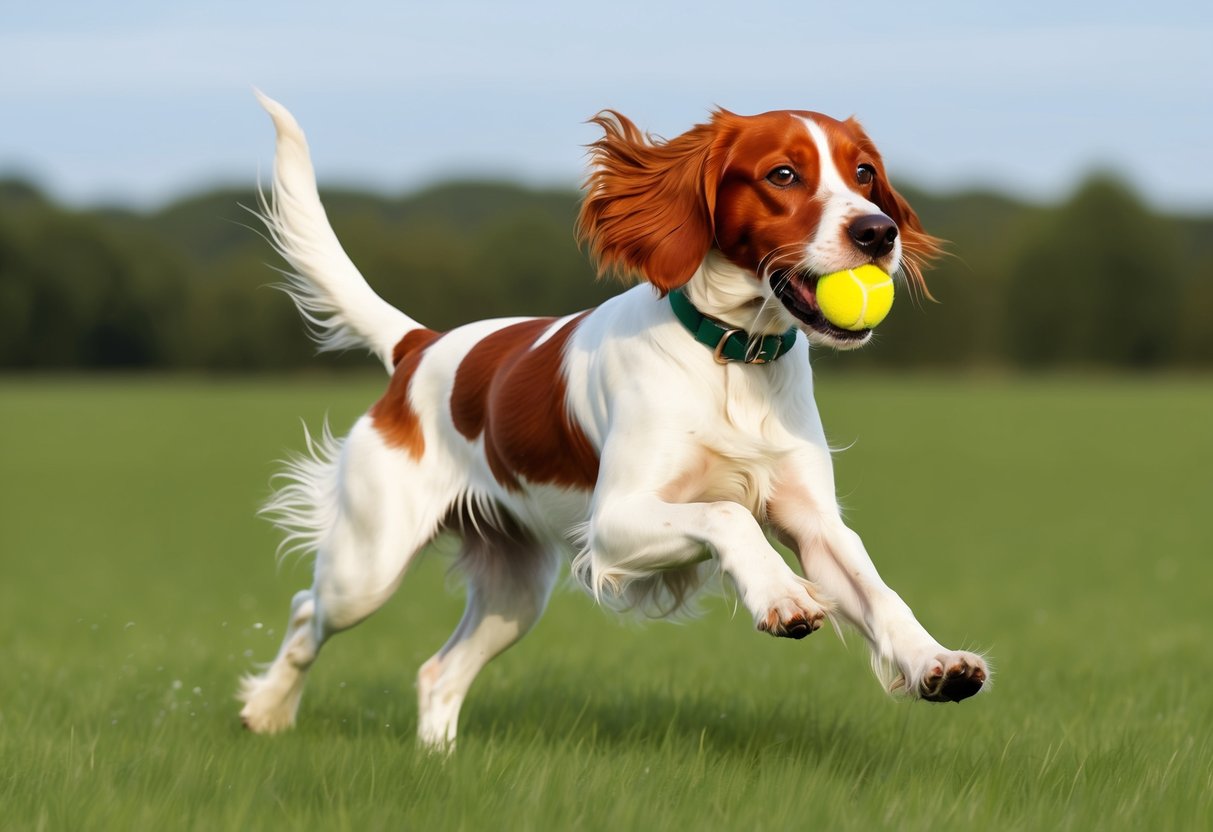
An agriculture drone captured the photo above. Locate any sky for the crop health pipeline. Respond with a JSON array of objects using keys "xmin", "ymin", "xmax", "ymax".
[{"xmin": 2, "ymin": 0, "xmax": 1211, "ymax": 212}]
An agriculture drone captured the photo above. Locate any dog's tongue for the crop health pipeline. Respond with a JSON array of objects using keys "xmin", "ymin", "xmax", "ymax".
[{"xmin": 787, "ymin": 274, "xmax": 818, "ymax": 309}]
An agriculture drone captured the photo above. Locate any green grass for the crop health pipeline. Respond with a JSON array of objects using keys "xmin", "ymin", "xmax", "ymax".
[{"xmin": 1, "ymin": 374, "xmax": 1210, "ymax": 830}]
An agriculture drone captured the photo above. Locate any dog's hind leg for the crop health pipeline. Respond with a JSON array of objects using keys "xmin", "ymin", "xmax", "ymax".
[
  {"xmin": 416, "ymin": 518, "xmax": 560, "ymax": 750},
  {"xmin": 239, "ymin": 416, "xmax": 457, "ymax": 734}
]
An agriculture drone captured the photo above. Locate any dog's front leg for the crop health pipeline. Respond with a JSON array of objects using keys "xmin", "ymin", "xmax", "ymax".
[
  {"xmin": 769, "ymin": 455, "xmax": 988, "ymax": 701},
  {"xmin": 585, "ymin": 492, "xmax": 829, "ymax": 637}
]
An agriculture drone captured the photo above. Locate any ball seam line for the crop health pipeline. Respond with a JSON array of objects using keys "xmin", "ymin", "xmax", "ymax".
[{"xmin": 849, "ymin": 268, "xmax": 868, "ymax": 329}]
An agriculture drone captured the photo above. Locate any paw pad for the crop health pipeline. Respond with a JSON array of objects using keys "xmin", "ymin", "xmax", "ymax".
[
  {"xmin": 919, "ymin": 656, "xmax": 986, "ymax": 702},
  {"xmin": 758, "ymin": 610, "xmax": 822, "ymax": 640}
]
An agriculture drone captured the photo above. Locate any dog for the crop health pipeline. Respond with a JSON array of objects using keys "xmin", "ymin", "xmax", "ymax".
[{"xmin": 238, "ymin": 92, "xmax": 988, "ymax": 748}]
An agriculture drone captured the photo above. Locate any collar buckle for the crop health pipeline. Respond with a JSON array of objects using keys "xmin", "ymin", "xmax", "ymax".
[{"xmin": 712, "ymin": 329, "xmax": 743, "ymax": 364}]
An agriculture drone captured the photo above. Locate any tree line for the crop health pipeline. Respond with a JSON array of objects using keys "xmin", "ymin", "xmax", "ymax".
[{"xmin": 1, "ymin": 173, "xmax": 1210, "ymax": 371}]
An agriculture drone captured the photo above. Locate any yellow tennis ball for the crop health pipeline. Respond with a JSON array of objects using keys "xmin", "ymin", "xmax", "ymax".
[{"xmin": 816, "ymin": 265, "xmax": 895, "ymax": 331}]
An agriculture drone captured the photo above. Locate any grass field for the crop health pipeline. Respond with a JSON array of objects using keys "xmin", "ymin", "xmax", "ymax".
[{"xmin": 1, "ymin": 374, "xmax": 1210, "ymax": 830}]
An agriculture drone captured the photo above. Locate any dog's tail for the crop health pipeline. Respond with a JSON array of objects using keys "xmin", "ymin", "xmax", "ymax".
[{"xmin": 253, "ymin": 90, "xmax": 418, "ymax": 372}]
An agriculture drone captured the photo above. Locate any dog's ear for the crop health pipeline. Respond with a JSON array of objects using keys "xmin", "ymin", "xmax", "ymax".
[
  {"xmin": 577, "ymin": 111, "xmax": 726, "ymax": 294},
  {"xmin": 846, "ymin": 118, "xmax": 944, "ymax": 299},
  {"xmin": 872, "ymin": 177, "xmax": 944, "ymax": 299}
]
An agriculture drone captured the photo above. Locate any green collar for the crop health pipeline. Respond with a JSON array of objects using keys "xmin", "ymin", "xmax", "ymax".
[{"xmin": 668, "ymin": 288, "xmax": 798, "ymax": 364}]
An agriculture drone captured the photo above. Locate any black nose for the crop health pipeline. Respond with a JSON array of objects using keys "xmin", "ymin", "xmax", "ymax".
[{"xmin": 847, "ymin": 214, "xmax": 898, "ymax": 258}]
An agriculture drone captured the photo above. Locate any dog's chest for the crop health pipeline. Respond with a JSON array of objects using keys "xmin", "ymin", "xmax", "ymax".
[
  {"xmin": 659, "ymin": 441, "xmax": 780, "ymax": 517},
  {"xmin": 665, "ymin": 408, "xmax": 802, "ymax": 518}
]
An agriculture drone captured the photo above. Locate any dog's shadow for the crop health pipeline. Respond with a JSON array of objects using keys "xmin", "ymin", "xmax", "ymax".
[
  {"xmin": 454, "ymin": 676, "xmax": 884, "ymax": 766},
  {"xmin": 293, "ymin": 667, "xmax": 895, "ymax": 772}
]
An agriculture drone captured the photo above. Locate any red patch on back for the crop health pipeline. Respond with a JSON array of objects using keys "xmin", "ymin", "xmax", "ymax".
[
  {"xmin": 450, "ymin": 314, "xmax": 598, "ymax": 491},
  {"xmin": 370, "ymin": 328, "xmax": 443, "ymax": 458}
]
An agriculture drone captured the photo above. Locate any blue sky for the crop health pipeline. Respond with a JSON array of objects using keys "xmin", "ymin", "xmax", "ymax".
[{"xmin": 3, "ymin": 1, "xmax": 1211, "ymax": 211}]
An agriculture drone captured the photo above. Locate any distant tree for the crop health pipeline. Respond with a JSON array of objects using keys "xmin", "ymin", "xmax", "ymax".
[
  {"xmin": 1004, "ymin": 175, "xmax": 1181, "ymax": 368},
  {"xmin": 2, "ymin": 174, "xmax": 1210, "ymax": 372},
  {"xmin": 0, "ymin": 206, "xmax": 177, "ymax": 368},
  {"xmin": 1172, "ymin": 218, "xmax": 1213, "ymax": 366}
]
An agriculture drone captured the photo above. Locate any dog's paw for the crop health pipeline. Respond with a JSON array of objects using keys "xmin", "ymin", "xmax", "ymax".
[
  {"xmin": 237, "ymin": 673, "xmax": 300, "ymax": 734},
  {"xmin": 916, "ymin": 651, "xmax": 988, "ymax": 702},
  {"xmin": 754, "ymin": 580, "xmax": 829, "ymax": 640}
]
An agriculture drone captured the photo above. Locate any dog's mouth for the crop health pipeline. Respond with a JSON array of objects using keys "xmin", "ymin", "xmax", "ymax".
[{"xmin": 769, "ymin": 269, "xmax": 871, "ymax": 346}]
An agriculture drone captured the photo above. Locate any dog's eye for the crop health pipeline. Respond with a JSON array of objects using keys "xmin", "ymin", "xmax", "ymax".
[
  {"xmin": 856, "ymin": 164, "xmax": 876, "ymax": 186},
  {"xmin": 765, "ymin": 166, "xmax": 799, "ymax": 187}
]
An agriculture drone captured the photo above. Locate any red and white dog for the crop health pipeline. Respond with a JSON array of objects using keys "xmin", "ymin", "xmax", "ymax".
[{"xmin": 239, "ymin": 93, "xmax": 988, "ymax": 747}]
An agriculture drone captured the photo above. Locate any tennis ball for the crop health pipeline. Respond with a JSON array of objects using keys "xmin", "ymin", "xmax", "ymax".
[{"xmin": 816, "ymin": 265, "xmax": 894, "ymax": 330}]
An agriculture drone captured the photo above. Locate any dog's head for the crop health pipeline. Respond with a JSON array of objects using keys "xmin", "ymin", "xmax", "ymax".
[{"xmin": 577, "ymin": 109, "xmax": 942, "ymax": 349}]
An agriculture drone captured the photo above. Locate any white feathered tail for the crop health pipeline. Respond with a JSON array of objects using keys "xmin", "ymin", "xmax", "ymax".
[{"xmin": 254, "ymin": 90, "xmax": 417, "ymax": 372}]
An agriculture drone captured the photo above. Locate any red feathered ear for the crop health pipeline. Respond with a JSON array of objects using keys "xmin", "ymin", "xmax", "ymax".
[
  {"xmin": 873, "ymin": 177, "xmax": 945, "ymax": 300},
  {"xmin": 576, "ymin": 111, "xmax": 725, "ymax": 294},
  {"xmin": 846, "ymin": 119, "xmax": 944, "ymax": 300}
]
